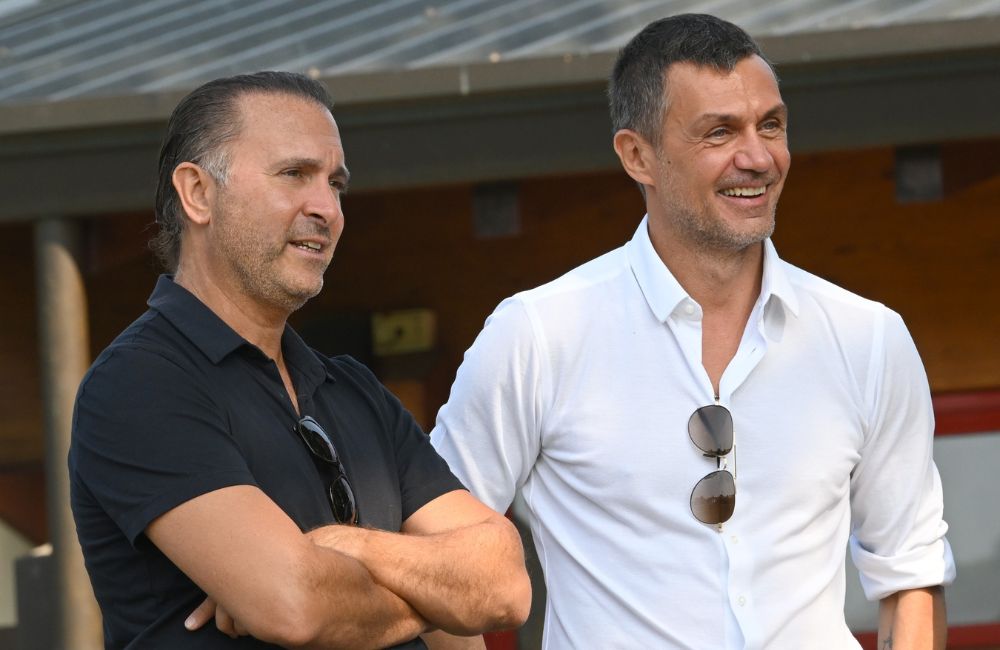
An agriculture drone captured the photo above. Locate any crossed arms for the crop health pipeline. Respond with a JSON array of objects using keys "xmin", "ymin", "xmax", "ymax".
[{"xmin": 147, "ymin": 485, "xmax": 530, "ymax": 649}]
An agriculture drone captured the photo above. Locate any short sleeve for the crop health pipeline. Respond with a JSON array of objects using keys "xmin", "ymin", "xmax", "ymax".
[
  {"xmin": 337, "ymin": 356, "xmax": 464, "ymax": 521},
  {"xmin": 848, "ymin": 309, "xmax": 956, "ymax": 600},
  {"xmin": 430, "ymin": 298, "xmax": 546, "ymax": 513},
  {"xmin": 71, "ymin": 346, "xmax": 257, "ymax": 544}
]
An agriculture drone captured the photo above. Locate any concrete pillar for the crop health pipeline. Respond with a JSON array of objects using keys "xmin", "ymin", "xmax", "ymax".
[{"xmin": 33, "ymin": 217, "xmax": 102, "ymax": 650}]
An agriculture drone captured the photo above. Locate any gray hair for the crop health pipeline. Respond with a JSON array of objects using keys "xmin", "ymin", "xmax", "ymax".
[
  {"xmin": 151, "ymin": 71, "xmax": 335, "ymax": 271},
  {"xmin": 608, "ymin": 14, "xmax": 772, "ymax": 143}
]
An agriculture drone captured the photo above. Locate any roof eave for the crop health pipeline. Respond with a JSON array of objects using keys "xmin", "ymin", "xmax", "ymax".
[{"xmin": 2, "ymin": 16, "xmax": 998, "ymax": 136}]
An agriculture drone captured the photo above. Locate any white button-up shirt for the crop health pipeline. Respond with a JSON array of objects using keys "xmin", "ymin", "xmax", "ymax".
[{"xmin": 431, "ymin": 217, "xmax": 955, "ymax": 649}]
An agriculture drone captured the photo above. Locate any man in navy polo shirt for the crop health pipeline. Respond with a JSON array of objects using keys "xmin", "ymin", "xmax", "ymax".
[{"xmin": 69, "ymin": 71, "xmax": 529, "ymax": 649}]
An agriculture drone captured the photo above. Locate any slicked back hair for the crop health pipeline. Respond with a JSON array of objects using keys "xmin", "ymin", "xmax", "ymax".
[
  {"xmin": 608, "ymin": 14, "xmax": 771, "ymax": 144},
  {"xmin": 151, "ymin": 71, "xmax": 335, "ymax": 271}
]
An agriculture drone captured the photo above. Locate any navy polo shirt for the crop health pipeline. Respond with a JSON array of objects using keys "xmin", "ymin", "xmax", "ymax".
[{"xmin": 69, "ymin": 275, "xmax": 463, "ymax": 649}]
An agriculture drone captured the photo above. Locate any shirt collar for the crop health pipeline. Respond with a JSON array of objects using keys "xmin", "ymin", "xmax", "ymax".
[
  {"xmin": 625, "ymin": 216, "xmax": 800, "ymax": 322},
  {"xmin": 147, "ymin": 275, "xmax": 245, "ymax": 363},
  {"xmin": 147, "ymin": 275, "xmax": 334, "ymax": 386},
  {"xmin": 760, "ymin": 238, "xmax": 800, "ymax": 319},
  {"xmin": 625, "ymin": 216, "xmax": 688, "ymax": 323}
]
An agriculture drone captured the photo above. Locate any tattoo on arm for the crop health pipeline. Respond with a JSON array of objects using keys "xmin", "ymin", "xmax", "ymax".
[{"xmin": 881, "ymin": 632, "xmax": 893, "ymax": 649}]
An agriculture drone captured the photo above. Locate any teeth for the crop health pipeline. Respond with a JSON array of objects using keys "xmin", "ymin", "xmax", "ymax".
[
  {"xmin": 294, "ymin": 241, "xmax": 322, "ymax": 251},
  {"xmin": 721, "ymin": 186, "xmax": 766, "ymax": 197}
]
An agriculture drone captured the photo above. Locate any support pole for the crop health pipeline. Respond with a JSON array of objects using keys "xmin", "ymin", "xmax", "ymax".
[{"xmin": 33, "ymin": 217, "xmax": 102, "ymax": 650}]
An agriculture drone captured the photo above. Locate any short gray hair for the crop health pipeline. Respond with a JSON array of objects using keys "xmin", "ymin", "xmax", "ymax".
[{"xmin": 608, "ymin": 14, "xmax": 771, "ymax": 143}]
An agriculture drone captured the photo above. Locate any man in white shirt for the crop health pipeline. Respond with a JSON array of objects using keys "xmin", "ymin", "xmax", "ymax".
[{"xmin": 430, "ymin": 13, "xmax": 954, "ymax": 650}]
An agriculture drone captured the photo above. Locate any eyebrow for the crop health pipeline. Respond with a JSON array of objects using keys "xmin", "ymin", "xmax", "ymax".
[
  {"xmin": 274, "ymin": 157, "xmax": 351, "ymax": 184},
  {"xmin": 694, "ymin": 103, "xmax": 788, "ymax": 127}
]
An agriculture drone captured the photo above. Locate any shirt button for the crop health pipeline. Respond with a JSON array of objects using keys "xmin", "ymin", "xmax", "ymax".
[
  {"xmin": 683, "ymin": 303, "xmax": 695, "ymax": 316},
  {"xmin": 737, "ymin": 596, "xmax": 746, "ymax": 607},
  {"xmin": 731, "ymin": 535, "xmax": 739, "ymax": 544}
]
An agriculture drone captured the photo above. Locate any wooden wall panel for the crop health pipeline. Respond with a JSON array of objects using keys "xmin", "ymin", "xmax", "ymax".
[
  {"xmin": 773, "ymin": 145, "xmax": 1000, "ymax": 392},
  {"xmin": 0, "ymin": 223, "xmax": 43, "ymax": 466},
  {"xmin": 2, "ymin": 141, "xmax": 997, "ymax": 468},
  {"xmin": 297, "ymin": 173, "xmax": 646, "ymax": 427}
]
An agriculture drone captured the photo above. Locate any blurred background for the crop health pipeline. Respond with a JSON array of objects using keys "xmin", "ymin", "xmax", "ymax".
[{"xmin": 0, "ymin": 0, "xmax": 998, "ymax": 648}]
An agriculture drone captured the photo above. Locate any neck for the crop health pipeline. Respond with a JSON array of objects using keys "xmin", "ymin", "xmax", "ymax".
[
  {"xmin": 174, "ymin": 262, "xmax": 289, "ymax": 362},
  {"xmin": 647, "ymin": 221, "xmax": 764, "ymax": 316},
  {"xmin": 646, "ymin": 213, "xmax": 765, "ymax": 396}
]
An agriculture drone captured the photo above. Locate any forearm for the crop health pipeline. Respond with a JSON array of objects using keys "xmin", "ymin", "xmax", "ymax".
[
  {"xmin": 152, "ymin": 485, "xmax": 431, "ymax": 649},
  {"xmin": 420, "ymin": 630, "xmax": 487, "ymax": 650},
  {"xmin": 877, "ymin": 586, "xmax": 946, "ymax": 650},
  {"xmin": 309, "ymin": 517, "xmax": 529, "ymax": 635},
  {"xmin": 259, "ymin": 543, "xmax": 429, "ymax": 649}
]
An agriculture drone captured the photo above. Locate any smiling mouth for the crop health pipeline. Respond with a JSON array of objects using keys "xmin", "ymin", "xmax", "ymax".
[
  {"xmin": 720, "ymin": 186, "xmax": 767, "ymax": 198},
  {"xmin": 291, "ymin": 240, "xmax": 324, "ymax": 252}
]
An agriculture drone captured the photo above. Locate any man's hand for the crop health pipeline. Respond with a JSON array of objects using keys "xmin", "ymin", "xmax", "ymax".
[
  {"xmin": 185, "ymin": 597, "xmax": 248, "ymax": 639},
  {"xmin": 420, "ymin": 629, "xmax": 487, "ymax": 649},
  {"xmin": 148, "ymin": 485, "xmax": 428, "ymax": 648},
  {"xmin": 307, "ymin": 489, "xmax": 531, "ymax": 636},
  {"xmin": 182, "ymin": 488, "xmax": 529, "ymax": 642}
]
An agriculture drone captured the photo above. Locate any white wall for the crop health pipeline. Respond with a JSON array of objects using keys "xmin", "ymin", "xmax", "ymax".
[{"xmin": 0, "ymin": 520, "xmax": 32, "ymax": 627}]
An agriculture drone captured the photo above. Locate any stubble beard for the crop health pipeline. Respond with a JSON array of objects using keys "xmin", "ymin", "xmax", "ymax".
[
  {"xmin": 670, "ymin": 198, "xmax": 777, "ymax": 253},
  {"xmin": 213, "ymin": 196, "xmax": 324, "ymax": 315},
  {"xmin": 654, "ymin": 147, "xmax": 780, "ymax": 253}
]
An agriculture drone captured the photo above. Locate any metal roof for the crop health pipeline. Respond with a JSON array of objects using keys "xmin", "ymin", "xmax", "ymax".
[
  {"xmin": 1, "ymin": 0, "xmax": 999, "ymax": 105},
  {"xmin": 2, "ymin": 0, "xmax": 999, "ymax": 222}
]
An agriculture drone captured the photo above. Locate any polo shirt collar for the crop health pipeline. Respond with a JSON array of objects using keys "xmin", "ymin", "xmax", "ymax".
[
  {"xmin": 147, "ymin": 276, "xmax": 334, "ymax": 386},
  {"xmin": 625, "ymin": 216, "xmax": 800, "ymax": 322},
  {"xmin": 148, "ymin": 275, "xmax": 245, "ymax": 363},
  {"xmin": 281, "ymin": 326, "xmax": 335, "ymax": 388}
]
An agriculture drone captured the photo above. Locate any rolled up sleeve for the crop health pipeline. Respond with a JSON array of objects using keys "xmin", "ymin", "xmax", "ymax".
[{"xmin": 849, "ymin": 308, "xmax": 956, "ymax": 600}]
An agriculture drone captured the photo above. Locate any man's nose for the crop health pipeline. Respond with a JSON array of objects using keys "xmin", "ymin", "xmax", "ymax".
[
  {"xmin": 303, "ymin": 179, "xmax": 341, "ymax": 223},
  {"xmin": 733, "ymin": 132, "xmax": 774, "ymax": 173}
]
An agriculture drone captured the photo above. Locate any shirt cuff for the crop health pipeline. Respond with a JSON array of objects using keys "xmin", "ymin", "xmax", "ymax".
[{"xmin": 849, "ymin": 535, "xmax": 956, "ymax": 601}]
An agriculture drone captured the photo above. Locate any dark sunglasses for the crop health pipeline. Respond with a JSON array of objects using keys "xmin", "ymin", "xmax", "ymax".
[
  {"xmin": 688, "ymin": 404, "xmax": 736, "ymax": 526},
  {"xmin": 295, "ymin": 415, "xmax": 358, "ymax": 525}
]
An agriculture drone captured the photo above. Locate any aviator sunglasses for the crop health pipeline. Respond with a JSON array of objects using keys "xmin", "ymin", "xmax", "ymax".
[
  {"xmin": 688, "ymin": 404, "xmax": 736, "ymax": 526},
  {"xmin": 295, "ymin": 415, "xmax": 359, "ymax": 525}
]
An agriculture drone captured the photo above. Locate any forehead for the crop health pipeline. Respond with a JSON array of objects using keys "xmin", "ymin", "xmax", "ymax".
[
  {"xmin": 664, "ymin": 55, "xmax": 783, "ymax": 122},
  {"xmin": 230, "ymin": 92, "xmax": 343, "ymax": 163}
]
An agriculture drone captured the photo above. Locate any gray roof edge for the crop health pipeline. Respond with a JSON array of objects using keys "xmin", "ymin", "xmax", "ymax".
[
  {"xmin": 2, "ymin": 15, "xmax": 998, "ymax": 137},
  {"xmin": 757, "ymin": 14, "xmax": 1000, "ymax": 64}
]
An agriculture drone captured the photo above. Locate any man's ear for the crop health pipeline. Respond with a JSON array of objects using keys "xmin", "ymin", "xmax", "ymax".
[
  {"xmin": 613, "ymin": 129, "xmax": 658, "ymax": 189},
  {"xmin": 172, "ymin": 162, "xmax": 216, "ymax": 226}
]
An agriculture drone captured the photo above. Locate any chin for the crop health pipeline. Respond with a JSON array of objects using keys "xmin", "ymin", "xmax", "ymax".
[{"xmin": 264, "ymin": 278, "xmax": 322, "ymax": 313}]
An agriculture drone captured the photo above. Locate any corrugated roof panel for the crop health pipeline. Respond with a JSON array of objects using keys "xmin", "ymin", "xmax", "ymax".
[
  {"xmin": 1, "ymin": 0, "xmax": 236, "ymax": 96},
  {"xmin": 1, "ymin": 0, "xmax": 998, "ymax": 104},
  {"xmin": 956, "ymin": 0, "xmax": 1000, "ymax": 18},
  {"xmin": 383, "ymin": 0, "xmax": 624, "ymax": 70},
  {"xmin": 48, "ymin": 0, "xmax": 363, "ymax": 99},
  {"xmin": 326, "ymin": 0, "xmax": 563, "ymax": 73},
  {"xmin": 504, "ymin": 0, "xmax": 751, "ymax": 59},
  {"xmin": 263, "ymin": 0, "xmax": 513, "ymax": 79}
]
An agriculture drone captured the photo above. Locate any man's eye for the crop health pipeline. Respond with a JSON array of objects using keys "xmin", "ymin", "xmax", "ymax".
[
  {"xmin": 707, "ymin": 128, "xmax": 730, "ymax": 139},
  {"xmin": 283, "ymin": 169, "xmax": 303, "ymax": 178}
]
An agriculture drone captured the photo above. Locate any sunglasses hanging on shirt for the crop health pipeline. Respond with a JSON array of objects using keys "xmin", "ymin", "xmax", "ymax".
[
  {"xmin": 295, "ymin": 415, "xmax": 359, "ymax": 525},
  {"xmin": 688, "ymin": 404, "xmax": 736, "ymax": 526}
]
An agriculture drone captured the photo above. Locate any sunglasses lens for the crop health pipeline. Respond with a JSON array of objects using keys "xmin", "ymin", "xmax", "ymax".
[
  {"xmin": 329, "ymin": 476, "xmax": 358, "ymax": 525},
  {"xmin": 688, "ymin": 405, "xmax": 733, "ymax": 456},
  {"xmin": 690, "ymin": 470, "xmax": 736, "ymax": 525},
  {"xmin": 297, "ymin": 418, "xmax": 336, "ymax": 463}
]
